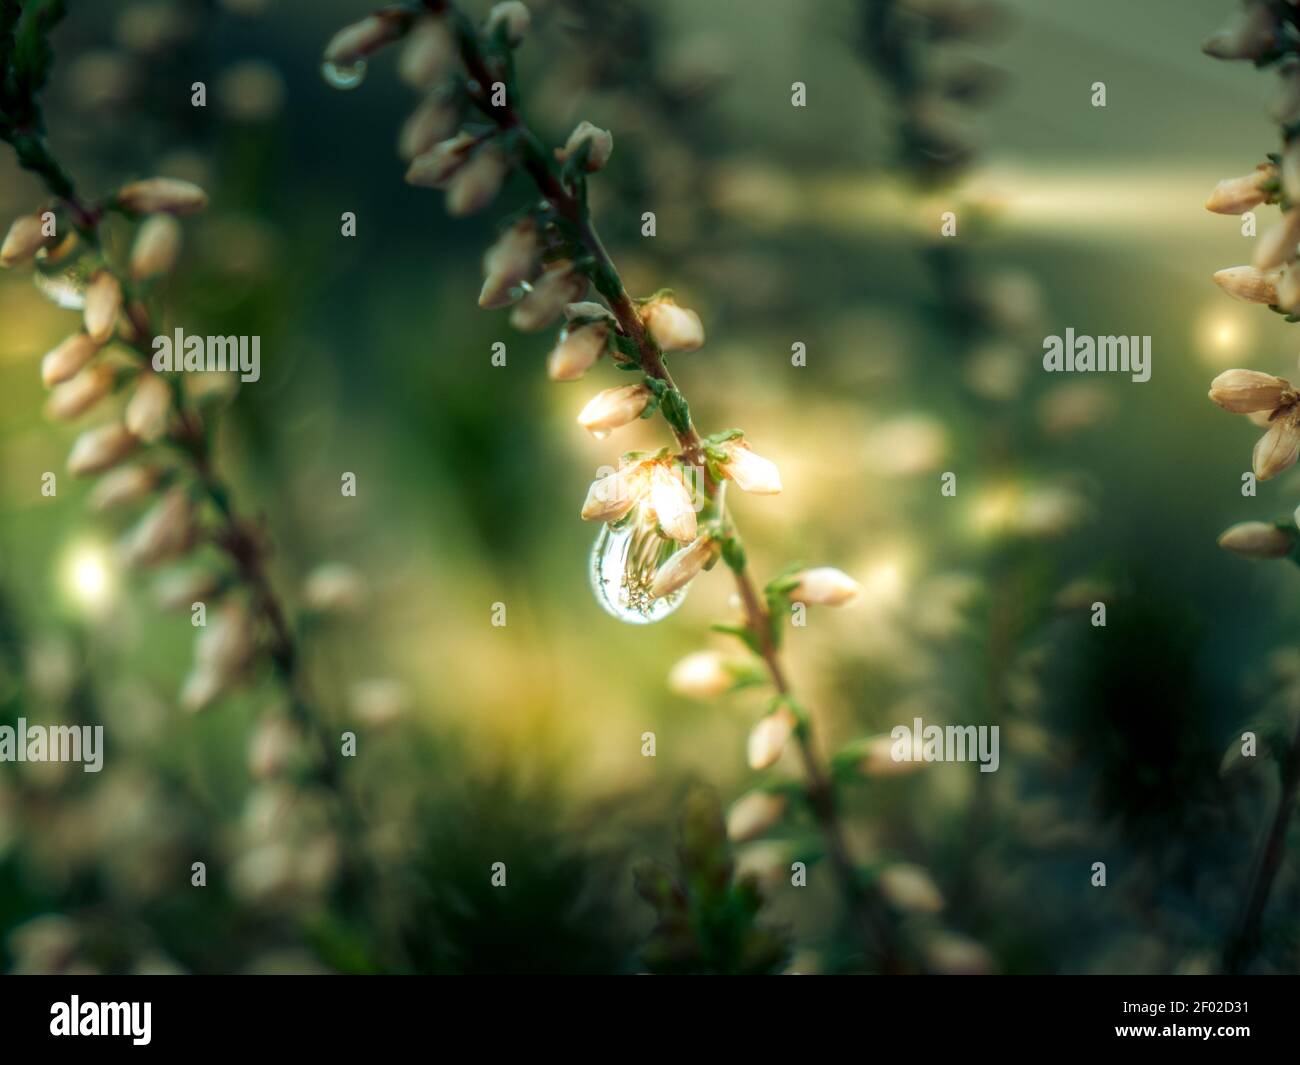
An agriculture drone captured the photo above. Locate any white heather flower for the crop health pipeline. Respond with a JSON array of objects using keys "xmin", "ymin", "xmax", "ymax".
[
  {"xmin": 397, "ymin": 18, "xmax": 454, "ymax": 89},
  {"xmin": 405, "ymin": 131, "xmax": 478, "ymax": 188},
  {"xmin": 398, "ymin": 95, "xmax": 458, "ymax": 160},
  {"xmin": 249, "ymin": 715, "xmax": 303, "ymax": 780},
  {"xmin": 130, "ymin": 215, "xmax": 182, "ymax": 279},
  {"xmin": 446, "ymin": 144, "xmax": 508, "ymax": 216},
  {"xmin": 556, "ymin": 121, "xmax": 613, "ymax": 172},
  {"xmin": 878, "ymin": 863, "xmax": 945, "ymax": 914},
  {"xmin": 349, "ymin": 677, "xmax": 412, "ymax": 727},
  {"xmin": 183, "ymin": 601, "xmax": 255, "ymax": 712},
  {"xmin": 302, "ymin": 562, "xmax": 369, "ymax": 615},
  {"xmin": 1254, "ymin": 209, "xmax": 1300, "ymax": 271},
  {"xmin": 1202, "ymin": 6, "xmax": 1278, "ymax": 61},
  {"xmin": 1253, "ymin": 416, "xmax": 1300, "ymax": 480},
  {"xmin": 1, "ymin": 213, "xmax": 52, "ymax": 267},
  {"xmin": 114, "ymin": 177, "xmax": 209, "ymax": 215},
  {"xmin": 1217, "ymin": 521, "xmax": 1294, "ymax": 560},
  {"xmin": 478, "ymin": 218, "xmax": 540, "ymax": 309},
  {"xmin": 125, "ymin": 374, "xmax": 173, "ymax": 442},
  {"xmin": 67, "ymin": 423, "xmax": 138, "ymax": 476},
  {"xmin": 485, "ymin": 1, "xmax": 530, "ymax": 45},
  {"xmin": 153, "ymin": 567, "xmax": 223, "ymax": 611},
  {"xmin": 44, "ymin": 364, "xmax": 116, "ymax": 421},
  {"xmin": 726, "ymin": 790, "xmax": 788, "ymax": 842},
  {"xmin": 84, "ymin": 271, "xmax": 123, "ymax": 343},
  {"xmin": 668, "ymin": 650, "xmax": 734, "ymax": 699},
  {"xmin": 651, "ymin": 534, "xmax": 715, "ymax": 598},
  {"xmin": 88, "ymin": 464, "xmax": 159, "ymax": 511},
  {"xmin": 856, "ymin": 732, "xmax": 925, "ymax": 777},
  {"xmin": 565, "ymin": 300, "xmax": 615, "ymax": 324},
  {"xmin": 717, "ymin": 439, "xmax": 782, "ymax": 494},
  {"xmin": 646, "ymin": 463, "xmax": 698, "ymax": 543},
  {"xmin": 576, "ymin": 383, "xmax": 651, "ymax": 438},
  {"xmin": 119, "ymin": 487, "xmax": 195, "ymax": 567},
  {"xmin": 640, "ymin": 295, "xmax": 704, "ymax": 352},
  {"xmin": 580, "ymin": 462, "xmax": 650, "ymax": 524},
  {"xmin": 923, "ymin": 932, "xmax": 993, "ymax": 976},
  {"xmin": 1206, "ymin": 166, "xmax": 1277, "ymax": 215},
  {"xmin": 510, "ymin": 263, "xmax": 587, "ymax": 332},
  {"xmin": 323, "ymin": 13, "xmax": 402, "ymax": 67},
  {"xmin": 41, "ymin": 333, "xmax": 103, "ymax": 387},
  {"xmin": 1208, "ymin": 369, "xmax": 1293, "ymax": 413},
  {"xmin": 547, "ymin": 321, "xmax": 609, "ymax": 381},
  {"xmin": 1280, "ymin": 264, "xmax": 1300, "ymax": 313},
  {"xmin": 790, "ymin": 566, "xmax": 861, "ymax": 606},
  {"xmin": 747, "ymin": 705, "xmax": 795, "ymax": 770},
  {"xmin": 1212, "ymin": 265, "xmax": 1278, "ymax": 304}
]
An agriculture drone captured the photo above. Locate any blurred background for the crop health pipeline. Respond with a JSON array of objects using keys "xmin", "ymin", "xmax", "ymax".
[{"xmin": 2, "ymin": 0, "xmax": 1299, "ymax": 974}]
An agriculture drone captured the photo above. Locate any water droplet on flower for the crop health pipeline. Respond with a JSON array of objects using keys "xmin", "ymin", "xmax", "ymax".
[
  {"xmin": 590, "ymin": 510, "xmax": 688, "ymax": 624},
  {"xmin": 321, "ymin": 59, "xmax": 367, "ymax": 90},
  {"xmin": 32, "ymin": 264, "xmax": 88, "ymax": 309}
]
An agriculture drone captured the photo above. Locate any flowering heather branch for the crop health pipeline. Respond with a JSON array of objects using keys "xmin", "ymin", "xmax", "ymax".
[
  {"xmin": 1201, "ymin": 0, "xmax": 1300, "ymax": 974},
  {"xmin": 0, "ymin": 0, "xmax": 344, "ymax": 792},
  {"xmin": 325, "ymin": 0, "xmax": 903, "ymax": 967}
]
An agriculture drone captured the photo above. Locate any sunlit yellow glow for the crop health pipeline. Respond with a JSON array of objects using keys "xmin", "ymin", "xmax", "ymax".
[
  {"xmin": 61, "ymin": 541, "xmax": 116, "ymax": 614},
  {"xmin": 1194, "ymin": 304, "xmax": 1255, "ymax": 366},
  {"xmin": 970, "ymin": 483, "xmax": 1021, "ymax": 537}
]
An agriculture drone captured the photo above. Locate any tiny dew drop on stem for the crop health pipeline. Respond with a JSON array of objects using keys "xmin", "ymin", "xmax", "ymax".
[{"xmin": 321, "ymin": 59, "xmax": 368, "ymax": 90}]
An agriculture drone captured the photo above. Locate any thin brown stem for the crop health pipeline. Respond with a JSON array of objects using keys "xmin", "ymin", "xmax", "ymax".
[{"xmin": 1223, "ymin": 712, "xmax": 1300, "ymax": 973}]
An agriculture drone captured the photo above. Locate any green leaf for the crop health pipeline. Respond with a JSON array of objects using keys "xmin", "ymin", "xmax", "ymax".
[
  {"xmin": 660, "ymin": 389, "xmax": 692, "ymax": 435},
  {"xmin": 710, "ymin": 621, "xmax": 763, "ymax": 657}
]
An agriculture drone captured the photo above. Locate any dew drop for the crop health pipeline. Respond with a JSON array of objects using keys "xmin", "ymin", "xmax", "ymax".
[
  {"xmin": 321, "ymin": 59, "xmax": 367, "ymax": 90},
  {"xmin": 590, "ymin": 511, "xmax": 688, "ymax": 624},
  {"xmin": 32, "ymin": 259, "xmax": 88, "ymax": 309}
]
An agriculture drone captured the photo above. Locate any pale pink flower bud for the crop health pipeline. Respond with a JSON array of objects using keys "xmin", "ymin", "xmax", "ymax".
[
  {"xmin": 249, "ymin": 715, "xmax": 304, "ymax": 780},
  {"xmin": 130, "ymin": 215, "xmax": 182, "ymax": 279},
  {"xmin": 747, "ymin": 705, "xmax": 795, "ymax": 770},
  {"xmin": 856, "ymin": 733, "xmax": 925, "ymax": 777},
  {"xmin": 44, "ymin": 364, "xmax": 116, "ymax": 421},
  {"xmin": 1202, "ymin": 6, "xmax": 1278, "ymax": 61},
  {"xmin": 125, "ymin": 374, "xmax": 173, "ymax": 442},
  {"xmin": 879, "ymin": 864, "xmax": 945, "ymax": 914},
  {"xmin": 302, "ymin": 562, "xmax": 369, "ymax": 615},
  {"xmin": 350, "ymin": 677, "xmax": 413, "ymax": 727},
  {"xmin": 548, "ymin": 321, "xmax": 609, "ymax": 381},
  {"xmin": 398, "ymin": 95, "xmax": 458, "ymax": 160},
  {"xmin": 183, "ymin": 601, "xmax": 255, "ymax": 711},
  {"xmin": 446, "ymin": 144, "xmax": 508, "ymax": 216},
  {"xmin": 668, "ymin": 650, "xmax": 734, "ymax": 699},
  {"xmin": 646, "ymin": 464, "xmax": 698, "ymax": 543},
  {"xmin": 119, "ymin": 487, "xmax": 195, "ymax": 567},
  {"xmin": 718, "ymin": 439, "xmax": 782, "ymax": 494},
  {"xmin": 564, "ymin": 300, "xmax": 615, "ymax": 324},
  {"xmin": 1, "ymin": 213, "xmax": 53, "ymax": 267},
  {"xmin": 68, "ymin": 423, "xmax": 138, "ymax": 476},
  {"xmin": 323, "ymin": 13, "xmax": 403, "ymax": 67},
  {"xmin": 556, "ymin": 121, "xmax": 613, "ymax": 172},
  {"xmin": 1253, "ymin": 417, "xmax": 1300, "ymax": 480},
  {"xmin": 580, "ymin": 463, "xmax": 648, "ymax": 523},
  {"xmin": 1212, "ymin": 265, "xmax": 1279, "ymax": 304},
  {"xmin": 509, "ymin": 262, "xmax": 588, "ymax": 332},
  {"xmin": 790, "ymin": 566, "xmax": 861, "ymax": 606},
  {"xmin": 1206, "ymin": 166, "xmax": 1276, "ymax": 215},
  {"xmin": 640, "ymin": 295, "xmax": 704, "ymax": 352},
  {"xmin": 1217, "ymin": 521, "xmax": 1294, "ymax": 560},
  {"xmin": 1280, "ymin": 263, "xmax": 1300, "ymax": 313},
  {"xmin": 650, "ymin": 534, "xmax": 715, "ymax": 598},
  {"xmin": 1254, "ymin": 209, "xmax": 1300, "ymax": 271},
  {"xmin": 397, "ymin": 18, "xmax": 454, "ymax": 89},
  {"xmin": 726, "ymin": 790, "xmax": 788, "ymax": 842},
  {"xmin": 114, "ymin": 177, "xmax": 209, "ymax": 215},
  {"xmin": 1208, "ymin": 369, "xmax": 1292, "ymax": 413},
  {"xmin": 83, "ymin": 271, "xmax": 123, "ymax": 343},
  {"xmin": 484, "ymin": 1, "xmax": 530, "ymax": 45},
  {"xmin": 153, "ymin": 567, "xmax": 223, "ymax": 611},
  {"xmin": 88, "ymin": 464, "xmax": 160, "ymax": 511},
  {"xmin": 42, "ymin": 333, "xmax": 103, "ymax": 387},
  {"xmin": 478, "ymin": 218, "xmax": 540, "ymax": 309},
  {"xmin": 576, "ymin": 383, "xmax": 651, "ymax": 438},
  {"xmin": 405, "ymin": 131, "xmax": 479, "ymax": 188}
]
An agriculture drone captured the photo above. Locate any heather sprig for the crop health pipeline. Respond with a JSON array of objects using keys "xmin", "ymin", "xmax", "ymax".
[{"xmin": 325, "ymin": 0, "xmax": 904, "ymax": 968}]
